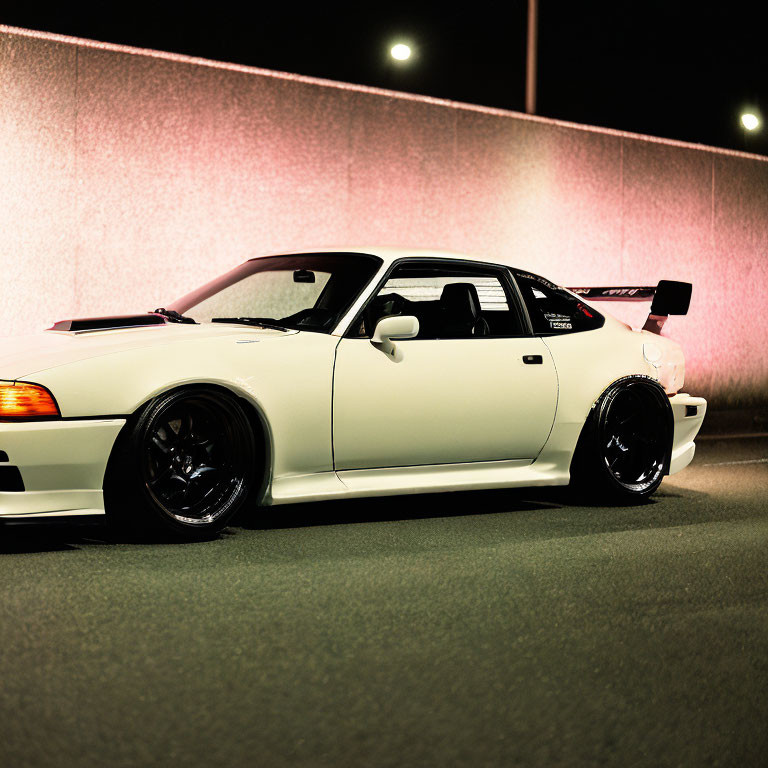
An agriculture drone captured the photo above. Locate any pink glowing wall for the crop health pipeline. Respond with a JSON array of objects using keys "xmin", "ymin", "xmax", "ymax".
[{"xmin": 2, "ymin": 26, "xmax": 767, "ymax": 408}]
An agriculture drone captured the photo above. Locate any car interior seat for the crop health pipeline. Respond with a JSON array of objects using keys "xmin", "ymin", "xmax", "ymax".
[{"xmin": 439, "ymin": 283, "xmax": 490, "ymax": 337}]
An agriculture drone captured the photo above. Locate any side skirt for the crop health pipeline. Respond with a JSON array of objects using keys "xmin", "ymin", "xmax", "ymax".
[{"xmin": 267, "ymin": 458, "xmax": 570, "ymax": 506}]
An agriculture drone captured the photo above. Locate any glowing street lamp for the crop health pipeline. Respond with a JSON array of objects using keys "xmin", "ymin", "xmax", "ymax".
[
  {"xmin": 390, "ymin": 43, "xmax": 412, "ymax": 62},
  {"xmin": 741, "ymin": 112, "xmax": 760, "ymax": 131}
]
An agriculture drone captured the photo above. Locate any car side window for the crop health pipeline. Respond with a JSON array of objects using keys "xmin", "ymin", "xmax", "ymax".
[
  {"xmin": 352, "ymin": 262, "xmax": 526, "ymax": 339},
  {"xmin": 513, "ymin": 270, "xmax": 605, "ymax": 335}
]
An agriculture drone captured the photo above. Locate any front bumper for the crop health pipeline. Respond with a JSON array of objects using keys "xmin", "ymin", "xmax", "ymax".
[
  {"xmin": 0, "ymin": 419, "xmax": 125, "ymax": 517},
  {"xmin": 668, "ymin": 393, "xmax": 707, "ymax": 475}
]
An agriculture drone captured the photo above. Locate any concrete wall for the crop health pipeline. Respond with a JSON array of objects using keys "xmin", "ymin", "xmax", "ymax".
[{"xmin": 2, "ymin": 26, "xmax": 767, "ymax": 409}]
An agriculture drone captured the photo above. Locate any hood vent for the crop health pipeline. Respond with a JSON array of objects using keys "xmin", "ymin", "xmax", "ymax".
[{"xmin": 49, "ymin": 314, "xmax": 168, "ymax": 333}]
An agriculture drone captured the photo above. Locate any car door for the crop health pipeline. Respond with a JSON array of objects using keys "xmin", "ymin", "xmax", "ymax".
[{"xmin": 332, "ymin": 260, "xmax": 558, "ymax": 470}]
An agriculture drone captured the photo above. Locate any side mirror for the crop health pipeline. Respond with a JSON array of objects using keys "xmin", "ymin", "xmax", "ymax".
[{"xmin": 371, "ymin": 315, "xmax": 419, "ymax": 358}]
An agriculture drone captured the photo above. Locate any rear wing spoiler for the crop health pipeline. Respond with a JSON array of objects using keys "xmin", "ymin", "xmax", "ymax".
[
  {"xmin": 568, "ymin": 286, "xmax": 656, "ymax": 301},
  {"xmin": 567, "ymin": 280, "xmax": 692, "ymax": 334}
]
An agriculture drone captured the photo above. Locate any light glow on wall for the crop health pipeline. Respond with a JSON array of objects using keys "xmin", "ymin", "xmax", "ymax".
[{"xmin": 2, "ymin": 25, "xmax": 768, "ymax": 408}]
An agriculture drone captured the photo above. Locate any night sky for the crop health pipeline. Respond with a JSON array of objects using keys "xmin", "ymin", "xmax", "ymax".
[{"xmin": 2, "ymin": 2, "xmax": 765, "ymax": 154}]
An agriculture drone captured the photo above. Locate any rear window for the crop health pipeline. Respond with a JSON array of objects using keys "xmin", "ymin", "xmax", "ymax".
[{"xmin": 513, "ymin": 270, "xmax": 605, "ymax": 335}]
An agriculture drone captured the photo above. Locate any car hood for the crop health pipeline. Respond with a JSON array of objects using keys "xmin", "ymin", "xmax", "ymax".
[{"xmin": 0, "ymin": 323, "xmax": 293, "ymax": 381}]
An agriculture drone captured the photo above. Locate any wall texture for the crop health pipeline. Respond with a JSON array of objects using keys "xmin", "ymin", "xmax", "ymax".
[{"xmin": 2, "ymin": 26, "xmax": 767, "ymax": 408}]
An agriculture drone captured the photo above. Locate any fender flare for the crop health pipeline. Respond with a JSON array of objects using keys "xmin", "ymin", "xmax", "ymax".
[
  {"xmin": 103, "ymin": 382, "xmax": 274, "ymax": 506},
  {"xmin": 575, "ymin": 374, "xmax": 674, "ymax": 477}
]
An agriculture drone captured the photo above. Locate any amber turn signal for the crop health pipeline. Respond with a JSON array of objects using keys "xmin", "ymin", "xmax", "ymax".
[{"xmin": 0, "ymin": 382, "xmax": 60, "ymax": 419}]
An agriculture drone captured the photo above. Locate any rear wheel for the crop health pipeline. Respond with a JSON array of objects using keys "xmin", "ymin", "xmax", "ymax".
[
  {"xmin": 571, "ymin": 378, "xmax": 671, "ymax": 501},
  {"xmin": 105, "ymin": 387, "xmax": 257, "ymax": 539}
]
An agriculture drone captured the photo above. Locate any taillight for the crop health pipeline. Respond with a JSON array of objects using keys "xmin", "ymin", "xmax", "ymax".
[{"xmin": 0, "ymin": 382, "xmax": 60, "ymax": 419}]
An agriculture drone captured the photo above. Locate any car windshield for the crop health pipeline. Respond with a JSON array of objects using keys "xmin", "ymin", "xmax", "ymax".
[{"xmin": 170, "ymin": 253, "xmax": 382, "ymax": 333}]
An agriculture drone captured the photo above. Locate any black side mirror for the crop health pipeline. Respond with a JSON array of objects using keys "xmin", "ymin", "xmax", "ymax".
[
  {"xmin": 293, "ymin": 269, "xmax": 315, "ymax": 283},
  {"xmin": 651, "ymin": 280, "xmax": 692, "ymax": 316}
]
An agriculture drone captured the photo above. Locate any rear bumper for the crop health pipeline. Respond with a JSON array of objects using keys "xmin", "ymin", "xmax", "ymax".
[
  {"xmin": 668, "ymin": 393, "xmax": 707, "ymax": 475},
  {"xmin": 0, "ymin": 419, "xmax": 124, "ymax": 517}
]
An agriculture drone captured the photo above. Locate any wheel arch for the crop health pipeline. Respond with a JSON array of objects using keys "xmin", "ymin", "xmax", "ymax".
[
  {"xmin": 104, "ymin": 381, "xmax": 274, "ymax": 508},
  {"xmin": 570, "ymin": 374, "xmax": 674, "ymax": 478}
]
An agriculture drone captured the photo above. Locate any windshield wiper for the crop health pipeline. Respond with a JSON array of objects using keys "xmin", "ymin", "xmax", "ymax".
[
  {"xmin": 211, "ymin": 317, "xmax": 289, "ymax": 331},
  {"xmin": 153, "ymin": 308, "xmax": 197, "ymax": 324}
]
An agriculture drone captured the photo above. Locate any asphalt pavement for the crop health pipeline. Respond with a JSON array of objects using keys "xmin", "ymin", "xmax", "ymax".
[{"xmin": 1, "ymin": 436, "xmax": 767, "ymax": 768}]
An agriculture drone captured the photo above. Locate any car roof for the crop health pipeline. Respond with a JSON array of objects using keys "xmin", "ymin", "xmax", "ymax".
[{"xmin": 252, "ymin": 247, "xmax": 507, "ymax": 270}]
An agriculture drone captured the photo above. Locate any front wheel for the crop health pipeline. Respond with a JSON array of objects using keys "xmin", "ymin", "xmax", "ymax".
[
  {"xmin": 571, "ymin": 378, "xmax": 672, "ymax": 501},
  {"xmin": 105, "ymin": 387, "xmax": 257, "ymax": 539}
]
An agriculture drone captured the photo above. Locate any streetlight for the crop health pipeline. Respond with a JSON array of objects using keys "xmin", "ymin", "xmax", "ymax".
[
  {"xmin": 741, "ymin": 112, "xmax": 760, "ymax": 131},
  {"xmin": 390, "ymin": 43, "xmax": 412, "ymax": 62}
]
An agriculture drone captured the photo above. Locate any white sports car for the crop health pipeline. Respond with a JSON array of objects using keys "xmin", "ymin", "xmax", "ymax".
[{"xmin": 0, "ymin": 248, "xmax": 706, "ymax": 538}]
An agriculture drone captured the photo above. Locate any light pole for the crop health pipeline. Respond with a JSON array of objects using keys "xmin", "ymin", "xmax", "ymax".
[{"xmin": 526, "ymin": 0, "xmax": 538, "ymax": 114}]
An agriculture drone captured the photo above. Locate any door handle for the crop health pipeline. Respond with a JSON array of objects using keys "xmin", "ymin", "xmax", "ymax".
[{"xmin": 523, "ymin": 355, "xmax": 543, "ymax": 364}]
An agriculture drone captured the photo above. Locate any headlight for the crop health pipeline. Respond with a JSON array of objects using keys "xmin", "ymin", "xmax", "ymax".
[{"xmin": 0, "ymin": 382, "xmax": 60, "ymax": 419}]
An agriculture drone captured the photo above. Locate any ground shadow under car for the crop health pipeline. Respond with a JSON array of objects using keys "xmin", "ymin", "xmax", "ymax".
[{"xmin": 0, "ymin": 480, "xmax": 733, "ymax": 556}]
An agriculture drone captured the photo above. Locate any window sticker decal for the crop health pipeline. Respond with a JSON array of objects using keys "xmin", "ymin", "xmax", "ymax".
[
  {"xmin": 543, "ymin": 312, "xmax": 573, "ymax": 330},
  {"xmin": 516, "ymin": 273, "xmax": 560, "ymax": 291}
]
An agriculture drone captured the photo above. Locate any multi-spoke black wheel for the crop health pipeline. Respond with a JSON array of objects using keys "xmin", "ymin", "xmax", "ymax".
[
  {"xmin": 106, "ymin": 388, "xmax": 257, "ymax": 538},
  {"xmin": 571, "ymin": 378, "xmax": 672, "ymax": 500}
]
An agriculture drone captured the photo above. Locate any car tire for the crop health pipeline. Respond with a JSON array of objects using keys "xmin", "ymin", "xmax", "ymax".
[
  {"xmin": 570, "ymin": 377, "xmax": 672, "ymax": 501},
  {"xmin": 104, "ymin": 387, "xmax": 257, "ymax": 540}
]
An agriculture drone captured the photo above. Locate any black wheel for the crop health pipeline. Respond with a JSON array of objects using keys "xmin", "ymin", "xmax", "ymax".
[
  {"xmin": 571, "ymin": 378, "xmax": 671, "ymax": 501},
  {"xmin": 105, "ymin": 387, "xmax": 257, "ymax": 539}
]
